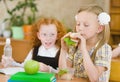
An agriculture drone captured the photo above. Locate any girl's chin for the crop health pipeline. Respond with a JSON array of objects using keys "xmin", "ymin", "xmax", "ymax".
[{"xmin": 44, "ymin": 45, "xmax": 53, "ymax": 49}]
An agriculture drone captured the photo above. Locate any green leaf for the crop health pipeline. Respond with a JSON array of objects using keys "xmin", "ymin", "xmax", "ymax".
[
  {"xmin": 64, "ymin": 37, "xmax": 76, "ymax": 46},
  {"xmin": 64, "ymin": 37, "xmax": 69, "ymax": 42},
  {"xmin": 58, "ymin": 69, "xmax": 68, "ymax": 76},
  {"xmin": 7, "ymin": 10, "xmax": 12, "ymax": 15},
  {"xmin": 3, "ymin": 0, "xmax": 38, "ymax": 27}
]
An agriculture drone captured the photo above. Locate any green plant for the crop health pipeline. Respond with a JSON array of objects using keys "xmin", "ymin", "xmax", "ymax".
[{"xmin": 3, "ymin": 0, "xmax": 38, "ymax": 26}]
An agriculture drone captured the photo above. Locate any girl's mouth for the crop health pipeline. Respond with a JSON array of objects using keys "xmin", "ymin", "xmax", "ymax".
[{"xmin": 45, "ymin": 42, "xmax": 52, "ymax": 46}]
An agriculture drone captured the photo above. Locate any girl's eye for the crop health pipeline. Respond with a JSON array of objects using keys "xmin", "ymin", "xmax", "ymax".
[
  {"xmin": 84, "ymin": 24, "xmax": 89, "ymax": 27},
  {"xmin": 50, "ymin": 33, "xmax": 55, "ymax": 36},
  {"xmin": 42, "ymin": 33, "xmax": 47, "ymax": 36},
  {"xmin": 76, "ymin": 23, "xmax": 80, "ymax": 26}
]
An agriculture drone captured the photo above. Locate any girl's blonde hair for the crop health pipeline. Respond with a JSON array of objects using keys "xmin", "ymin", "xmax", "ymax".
[
  {"xmin": 31, "ymin": 17, "xmax": 66, "ymax": 48},
  {"xmin": 77, "ymin": 5, "xmax": 110, "ymax": 61}
]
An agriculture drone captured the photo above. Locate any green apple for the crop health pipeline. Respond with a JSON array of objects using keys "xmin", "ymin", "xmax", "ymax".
[
  {"xmin": 64, "ymin": 37, "xmax": 76, "ymax": 46},
  {"xmin": 24, "ymin": 60, "xmax": 39, "ymax": 74}
]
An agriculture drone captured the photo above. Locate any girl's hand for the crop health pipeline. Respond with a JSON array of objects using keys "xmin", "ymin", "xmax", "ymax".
[
  {"xmin": 1, "ymin": 55, "xmax": 14, "ymax": 67},
  {"xmin": 70, "ymin": 32, "xmax": 86, "ymax": 50},
  {"xmin": 61, "ymin": 32, "xmax": 72, "ymax": 51},
  {"xmin": 39, "ymin": 62, "xmax": 49, "ymax": 72}
]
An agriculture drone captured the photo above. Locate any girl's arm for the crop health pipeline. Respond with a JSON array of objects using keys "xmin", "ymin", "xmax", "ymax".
[
  {"xmin": 112, "ymin": 45, "xmax": 120, "ymax": 58},
  {"xmin": 1, "ymin": 49, "xmax": 33, "ymax": 67},
  {"xmin": 76, "ymin": 33, "xmax": 106, "ymax": 82},
  {"xmin": 12, "ymin": 49, "xmax": 33, "ymax": 67},
  {"xmin": 59, "ymin": 48, "xmax": 69, "ymax": 68},
  {"xmin": 82, "ymin": 49, "xmax": 105, "ymax": 82},
  {"xmin": 59, "ymin": 32, "xmax": 73, "ymax": 69}
]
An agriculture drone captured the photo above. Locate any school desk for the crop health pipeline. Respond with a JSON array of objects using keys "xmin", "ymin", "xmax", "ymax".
[
  {"xmin": 0, "ymin": 63, "xmax": 88, "ymax": 82},
  {"xmin": 0, "ymin": 57, "xmax": 120, "ymax": 82}
]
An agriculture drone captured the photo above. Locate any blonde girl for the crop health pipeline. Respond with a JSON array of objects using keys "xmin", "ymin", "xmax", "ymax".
[{"xmin": 59, "ymin": 5, "xmax": 112, "ymax": 82}]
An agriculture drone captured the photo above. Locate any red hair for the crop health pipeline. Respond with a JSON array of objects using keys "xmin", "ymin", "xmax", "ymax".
[{"xmin": 31, "ymin": 17, "xmax": 67, "ymax": 47}]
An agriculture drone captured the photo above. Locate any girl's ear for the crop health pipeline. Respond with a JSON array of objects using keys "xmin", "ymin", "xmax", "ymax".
[
  {"xmin": 97, "ymin": 25, "xmax": 104, "ymax": 33},
  {"xmin": 37, "ymin": 32, "xmax": 41, "ymax": 40}
]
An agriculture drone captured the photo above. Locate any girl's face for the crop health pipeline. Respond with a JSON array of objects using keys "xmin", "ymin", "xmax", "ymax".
[
  {"xmin": 75, "ymin": 11, "xmax": 101, "ymax": 40},
  {"xmin": 37, "ymin": 24, "xmax": 57, "ymax": 49}
]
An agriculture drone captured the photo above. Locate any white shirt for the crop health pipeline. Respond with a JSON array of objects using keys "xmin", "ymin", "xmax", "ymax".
[{"xmin": 38, "ymin": 45, "xmax": 59, "ymax": 57}]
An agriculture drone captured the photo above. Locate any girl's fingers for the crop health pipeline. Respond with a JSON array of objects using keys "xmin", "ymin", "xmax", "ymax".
[
  {"xmin": 69, "ymin": 32, "xmax": 82, "ymax": 39},
  {"xmin": 61, "ymin": 32, "xmax": 72, "ymax": 40},
  {"xmin": 39, "ymin": 62, "xmax": 49, "ymax": 72},
  {"xmin": 70, "ymin": 33, "xmax": 78, "ymax": 38},
  {"xmin": 61, "ymin": 32, "xmax": 72, "ymax": 48}
]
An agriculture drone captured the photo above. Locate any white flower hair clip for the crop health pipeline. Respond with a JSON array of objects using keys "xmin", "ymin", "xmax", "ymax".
[
  {"xmin": 118, "ymin": 43, "xmax": 120, "ymax": 47},
  {"xmin": 98, "ymin": 12, "xmax": 110, "ymax": 25}
]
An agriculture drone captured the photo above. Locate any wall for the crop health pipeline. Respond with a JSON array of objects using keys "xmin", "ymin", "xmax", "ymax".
[{"xmin": 0, "ymin": 0, "xmax": 109, "ymax": 29}]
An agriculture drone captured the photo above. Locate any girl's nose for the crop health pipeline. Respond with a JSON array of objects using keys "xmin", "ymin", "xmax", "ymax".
[
  {"xmin": 45, "ymin": 37, "xmax": 51, "ymax": 41},
  {"xmin": 79, "ymin": 27, "xmax": 83, "ymax": 30},
  {"xmin": 46, "ymin": 35, "xmax": 51, "ymax": 39},
  {"xmin": 45, "ymin": 35, "xmax": 53, "ymax": 40}
]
